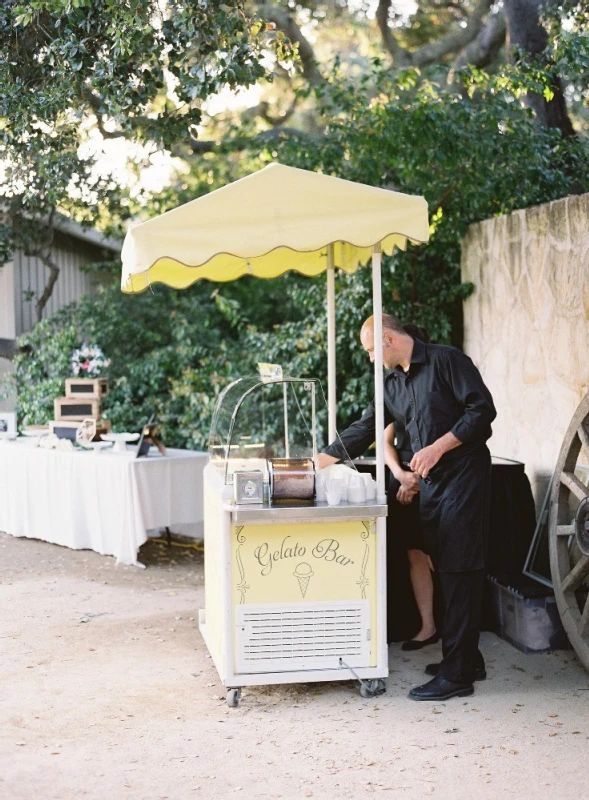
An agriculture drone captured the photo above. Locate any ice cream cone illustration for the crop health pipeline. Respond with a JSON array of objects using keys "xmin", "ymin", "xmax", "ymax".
[{"xmin": 294, "ymin": 562, "xmax": 314, "ymax": 598}]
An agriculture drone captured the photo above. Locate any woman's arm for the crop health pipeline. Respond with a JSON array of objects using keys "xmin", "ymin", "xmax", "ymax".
[
  {"xmin": 385, "ymin": 423, "xmax": 420, "ymax": 505},
  {"xmin": 384, "ymin": 423, "xmax": 404, "ymax": 481}
]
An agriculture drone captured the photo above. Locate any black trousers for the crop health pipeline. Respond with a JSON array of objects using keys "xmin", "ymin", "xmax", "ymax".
[{"xmin": 438, "ymin": 569, "xmax": 485, "ymax": 683}]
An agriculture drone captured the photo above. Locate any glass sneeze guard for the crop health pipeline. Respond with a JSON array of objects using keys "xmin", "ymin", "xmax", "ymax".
[{"xmin": 208, "ymin": 377, "xmax": 324, "ymax": 487}]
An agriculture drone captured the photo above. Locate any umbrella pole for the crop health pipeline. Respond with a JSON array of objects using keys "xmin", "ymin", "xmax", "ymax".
[
  {"xmin": 327, "ymin": 243, "xmax": 337, "ymax": 443},
  {"xmin": 283, "ymin": 382, "xmax": 290, "ymax": 458},
  {"xmin": 371, "ymin": 243, "xmax": 386, "ymax": 503}
]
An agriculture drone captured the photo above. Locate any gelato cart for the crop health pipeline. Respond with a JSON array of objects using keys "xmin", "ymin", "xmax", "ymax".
[
  {"xmin": 200, "ymin": 376, "xmax": 388, "ymax": 705},
  {"xmin": 120, "ymin": 163, "xmax": 430, "ymax": 705}
]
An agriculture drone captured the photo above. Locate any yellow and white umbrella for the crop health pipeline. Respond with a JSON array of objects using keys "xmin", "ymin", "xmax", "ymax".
[
  {"xmin": 121, "ymin": 162, "xmax": 430, "ymax": 499},
  {"xmin": 121, "ymin": 162, "xmax": 428, "ymax": 290}
]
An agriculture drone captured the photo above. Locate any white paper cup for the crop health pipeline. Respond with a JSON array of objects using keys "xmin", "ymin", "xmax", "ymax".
[
  {"xmin": 348, "ymin": 484, "xmax": 366, "ymax": 503},
  {"xmin": 315, "ymin": 477, "xmax": 327, "ymax": 502},
  {"xmin": 325, "ymin": 490, "xmax": 342, "ymax": 506},
  {"xmin": 361, "ymin": 472, "xmax": 376, "ymax": 499}
]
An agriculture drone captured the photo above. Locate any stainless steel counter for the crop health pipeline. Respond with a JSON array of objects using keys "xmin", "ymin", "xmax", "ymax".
[{"xmin": 226, "ymin": 499, "xmax": 388, "ymax": 525}]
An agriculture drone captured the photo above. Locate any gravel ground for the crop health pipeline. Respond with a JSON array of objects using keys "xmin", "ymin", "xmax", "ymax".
[{"xmin": 1, "ymin": 531, "xmax": 588, "ymax": 800}]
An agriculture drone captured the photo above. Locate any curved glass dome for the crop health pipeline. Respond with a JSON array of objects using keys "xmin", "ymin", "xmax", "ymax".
[{"xmin": 208, "ymin": 377, "xmax": 327, "ymax": 485}]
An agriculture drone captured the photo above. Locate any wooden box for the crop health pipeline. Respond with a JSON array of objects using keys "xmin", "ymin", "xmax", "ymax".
[
  {"xmin": 65, "ymin": 378, "xmax": 109, "ymax": 400},
  {"xmin": 49, "ymin": 419, "xmax": 111, "ymax": 442},
  {"xmin": 54, "ymin": 397, "xmax": 102, "ymax": 421}
]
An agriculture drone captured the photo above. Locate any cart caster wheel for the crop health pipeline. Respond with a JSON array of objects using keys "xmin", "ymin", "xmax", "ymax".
[
  {"xmin": 359, "ymin": 679, "xmax": 386, "ymax": 698},
  {"xmin": 226, "ymin": 688, "xmax": 242, "ymax": 707}
]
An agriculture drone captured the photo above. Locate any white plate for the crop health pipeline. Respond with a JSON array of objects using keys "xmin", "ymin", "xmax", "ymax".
[
  {"xmin": 21, "ymin": 428, "xmax": 49, "ymax": 437},
  {"xmin": 101, "ymin": 433, "xmax": 140, "ymax": 443},
  {"xmin": 84, "ymin": 441, "xmax": 114, "ymax": 451}
]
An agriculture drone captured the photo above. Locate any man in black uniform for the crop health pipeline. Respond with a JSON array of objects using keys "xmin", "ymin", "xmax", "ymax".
[{"xmin": 317, "ymin": 313, "xmax": 496, "ymax": 701}]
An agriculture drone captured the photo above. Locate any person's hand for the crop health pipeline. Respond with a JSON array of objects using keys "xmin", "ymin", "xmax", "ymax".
[
  {"xmin": 316, "ymin": 452, "xmax": 339, "ymax": 470},
  {"xmin": 396, "ymin": 470, "xmax": 420, "ymax": 505},
  {"xmin": 410, "ymin": 443, "xmax": 443, "ymax": 479}
]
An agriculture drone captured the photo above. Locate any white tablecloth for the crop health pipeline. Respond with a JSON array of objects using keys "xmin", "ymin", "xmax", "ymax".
[{"xmin": 0, "ymin": 440, "xmax": 208, "ymax": 565}]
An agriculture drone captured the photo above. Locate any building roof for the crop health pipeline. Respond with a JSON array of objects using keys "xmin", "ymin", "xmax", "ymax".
[{"xmin": 53, "ymin": 213, "xmax": 121, "ymax": 253}]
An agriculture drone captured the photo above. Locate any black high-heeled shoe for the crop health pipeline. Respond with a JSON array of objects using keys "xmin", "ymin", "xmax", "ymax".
[{"xmin": 401, "ymin": 632, "xmax": 439, "ymax": 651}]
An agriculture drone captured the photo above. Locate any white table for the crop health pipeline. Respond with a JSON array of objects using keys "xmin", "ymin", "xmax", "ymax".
[{"xmin": 0, "ymin": 439, "xmax": 208, "ymax": 566}]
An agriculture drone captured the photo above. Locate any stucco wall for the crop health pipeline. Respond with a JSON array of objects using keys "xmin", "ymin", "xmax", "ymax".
[{"xmin": 461, "ymin": 193, "xmax": 589, "ymax": 506}]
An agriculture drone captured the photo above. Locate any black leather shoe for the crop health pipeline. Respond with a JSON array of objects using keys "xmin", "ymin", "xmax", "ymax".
[
  {"xmin": 401, "ymin": 632, "xmax": 439, "ymax": 651},
  {"xmin": 409, "ymin": 675, "xmax": 474, "ymax": 701},
  {"xmin": 425, "ymin": 662, "xmax": 487, "ymax": 681}
]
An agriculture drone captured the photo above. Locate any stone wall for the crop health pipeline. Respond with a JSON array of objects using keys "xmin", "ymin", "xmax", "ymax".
[{"xmin": 461, "ymin": 193, "xmax": 589, "ymax": 506}]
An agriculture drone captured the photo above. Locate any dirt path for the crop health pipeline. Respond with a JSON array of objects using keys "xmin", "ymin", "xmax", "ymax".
[{"xmin": 1, "ymin": 532, "xmax": 588, "ymax": 800}]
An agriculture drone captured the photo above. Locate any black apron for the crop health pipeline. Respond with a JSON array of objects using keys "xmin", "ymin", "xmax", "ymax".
[{"xmin": 419, "ymin": 446, "xmax": 491, "ymax": 572}]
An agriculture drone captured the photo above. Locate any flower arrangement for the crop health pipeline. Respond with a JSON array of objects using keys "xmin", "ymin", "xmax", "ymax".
[{"xmin": 71, "ymin": 343, "xmax": 110, "ymax": 378}]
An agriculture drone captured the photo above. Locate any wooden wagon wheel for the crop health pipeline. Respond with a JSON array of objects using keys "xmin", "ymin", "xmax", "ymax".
[{"xmin": 549, "ymin": 391, "xmax": 589, "ymax": 671}]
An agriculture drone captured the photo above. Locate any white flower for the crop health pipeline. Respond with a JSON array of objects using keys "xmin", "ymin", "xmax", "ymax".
[{"xmin": 71, "ymin": 342, "xmax": 110, "ymax": 377}]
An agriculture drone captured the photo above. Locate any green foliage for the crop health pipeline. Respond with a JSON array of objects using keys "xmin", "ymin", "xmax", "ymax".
[
  {"xmin": 174, "ymin": 62, "xmax": 589, "ymax": 431},
  {"xmin": 200, "ymin": 64, "xmax": 586, "ymax": 423},
  {"xmin": 543, "ymin": 1, "xmax": 589, "ymax": 132},
  {"xmin": 5, "ymin": 3, "xmax": 589, "ymax": 447},
  {"xmin": 3, "ymin": 0, "xmax": 273, "ymax": 146},
  {"xmin": 0, "ymin": 0, "xmax": 284, "ymax": 264},
  {"xmin": 9, "ymin": 59, "xmax": 589, "ymax": 446},
  {"xmin": 5, "ymin": 274, "xmax": 310, "ymax": 447}
]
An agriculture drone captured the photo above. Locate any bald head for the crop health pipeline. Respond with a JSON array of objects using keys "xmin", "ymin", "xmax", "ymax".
[
  {"xmin": 360, "ymin": 313, "xmax": 414, "ymax": 370},
  {"xmin": 361, "ymin": 313, "xmax": 406, "ymax": 337}
]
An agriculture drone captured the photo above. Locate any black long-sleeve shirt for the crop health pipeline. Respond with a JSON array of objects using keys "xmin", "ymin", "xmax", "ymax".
[{"xmin": 323, "ymin": 338, "xmax": 496, "ymax": 465}]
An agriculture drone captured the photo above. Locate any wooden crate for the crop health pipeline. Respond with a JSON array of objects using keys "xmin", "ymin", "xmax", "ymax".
[
  {"xmin": 65, "ymin": 377, "xmax": 109, "ymax": 400},
  {"xmin": 49, "ymin": 419, "xmax": 112, "ymax": 441},
  {"xmin": 54, "ymin": 397, "xmax": 102, "ymax": 421}
]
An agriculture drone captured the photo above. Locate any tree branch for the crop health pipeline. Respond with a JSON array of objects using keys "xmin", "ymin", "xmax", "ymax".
[
  {"xmin": 81, "ymin": 87, "xmax": 141, "ymax": 139},
  {"xmin": 450, "ymin": 11, "xmax": 506, "ymax": 74},
  {"xmin": 93, "ymin": 115, "xmax": 128, "ymax": 140},
  {"xmin": 256, "ymin": 4, "xmax": 324, "ymax": 84},
  {"xmin": 231, "ymin": 97, "xmax": 298, "ymax": 129},
  {"xmin": 377, "ymin": 0, "xmax": 496, "ymax": 68},
  {"xmin": 187, "ymin": 125, "xmax": 320, "ymax": 156},
  {"xmin": 256, "ymin": 127, "xmax": 319, "ymax": 143},
  {"xmin": 257, "ymin": 98, "xmax": 298, "ymax": 127},
  {"xmin": 376, "ymin": 0, "xmax": 411, "ymax": 67},
  {"xmin": 504, "ymin": 0, "xmax": 575, "ymax": 137},
  {"xmin": 412, "ymin": 0, "xmax": 495, "ymax": 67},
  {"xmin": 16, "ymin": 208, "xmax": 62, "ymax": 323},
  {"xmin": 187, "ymin": 138, "xmax": 217, "ymax": 154},
  {"xmin": 35, "ymin": 253, "xmax": 60, "ymax": 323}
]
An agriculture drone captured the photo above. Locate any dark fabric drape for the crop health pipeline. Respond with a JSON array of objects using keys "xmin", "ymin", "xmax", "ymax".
[{"xmin": 356, "ymin": 457, "xmax": 536, "ymax": 642}]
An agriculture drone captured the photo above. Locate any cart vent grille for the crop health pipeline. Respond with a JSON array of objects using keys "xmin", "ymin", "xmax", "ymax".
[{"xmin": 235, "ymin": 601, "xmax": 371, "ymax": 673}]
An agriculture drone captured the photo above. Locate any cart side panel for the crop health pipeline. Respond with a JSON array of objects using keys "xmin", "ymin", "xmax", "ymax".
[
  {"xmin": 202, "ymin": 468, "xmax": 228, "ymax": 671},
  {"xmin": 231, "ymin": 519, "xmax": 379, "ymax": 670}
]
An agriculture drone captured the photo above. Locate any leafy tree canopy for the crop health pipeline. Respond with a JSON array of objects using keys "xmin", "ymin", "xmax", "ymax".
[
  {"xmin": 3, "ymin": 0, "xmax": 589, "ymax": 445},
  {"xmin": 9, "ymin": 59, "xmax": 588, "ymax": 442},
  {"xmin": 0, "ymin": 0, "xmax": 288, "ymax": 317}
]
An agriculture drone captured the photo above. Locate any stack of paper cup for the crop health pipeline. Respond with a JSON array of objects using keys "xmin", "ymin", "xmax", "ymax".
[
  {"xmin": 324, "ymin": 478, "xmax": 343, "ymax": 506},
  {"xmin": 361, "ymin": 472, "xmax": 377, "ymax": 500},
  {"xmin": 348, "ymin": 474, "xmax": 366, "ymax": 503},
  {"xmin": 340, "ymin": 472, "xmax": 351, "ymax": 502},
  {"xmin": 315, "ymin": 474, "xmax": 327, "ymax": 502}
]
